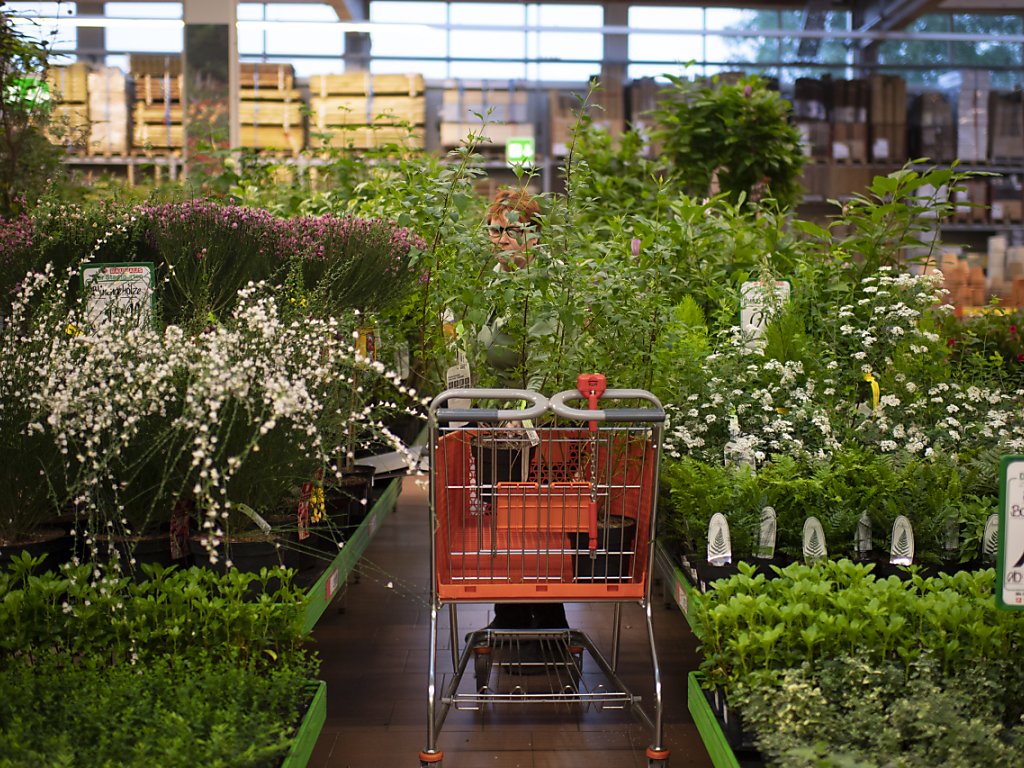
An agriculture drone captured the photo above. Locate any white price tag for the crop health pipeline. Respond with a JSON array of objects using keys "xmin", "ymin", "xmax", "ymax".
[
  {"xmin": 740, "ymin": 280, "xmax": 791, "ymax": 345},
  {"xmin": 445, "ymin": 350, "xmax": 472, "ymax": 428},
  {"xmin": 1000, "ymin": 459, "xmax": 1024, "ymax": 609}
]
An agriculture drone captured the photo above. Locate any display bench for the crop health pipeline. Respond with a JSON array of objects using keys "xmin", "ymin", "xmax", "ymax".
[
  {"xmin": 282, "ymin": 680, "xmax": 328, "ymax": 768},
  {"xmin": 302, "ymin": 472, "xmax": 404, "ymax": 633},
  {"xmin": 656, "ymin": 542, "xmax": 761, "ymax": 768}
]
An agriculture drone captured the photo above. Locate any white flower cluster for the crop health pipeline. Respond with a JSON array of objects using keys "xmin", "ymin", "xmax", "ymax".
[
  {"xmin": 664, "ymin": 268, "xmax": 1024, "ymax": 464},
  {"xmin": 1, "ymin": 269, "xmax": 427, "ymax": 565}
]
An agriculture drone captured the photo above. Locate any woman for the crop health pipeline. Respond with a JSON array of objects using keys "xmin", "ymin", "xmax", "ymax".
[{"xmin": 477, "ymin": 188, "xmax": 568, "ymax": 640}]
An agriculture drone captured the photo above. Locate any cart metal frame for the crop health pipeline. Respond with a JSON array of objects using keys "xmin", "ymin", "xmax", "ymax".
[{"xmin": 419, "ymin": 381, "xmax": 670, "ymax": 767}]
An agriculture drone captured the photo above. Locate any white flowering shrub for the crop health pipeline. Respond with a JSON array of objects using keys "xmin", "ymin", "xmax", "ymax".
[{"xmin": 0, "ymin": 266, "xmax": 427, "ymax": 566}]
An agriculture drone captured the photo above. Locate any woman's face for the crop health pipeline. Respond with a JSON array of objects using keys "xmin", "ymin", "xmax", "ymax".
[{"xmin": 487, "ymin": 210, "xmax": 537, "ymax": 270}]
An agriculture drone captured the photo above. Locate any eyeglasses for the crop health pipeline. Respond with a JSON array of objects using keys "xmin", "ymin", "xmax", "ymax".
[{"xmin": 486, "ymin": 224, "xmax": 531, "ymax": 238}]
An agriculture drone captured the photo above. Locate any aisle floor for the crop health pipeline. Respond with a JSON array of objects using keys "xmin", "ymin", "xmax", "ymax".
[{"xmin": 309, "ymin": 478, "xmax": 714, "ymax": 768}]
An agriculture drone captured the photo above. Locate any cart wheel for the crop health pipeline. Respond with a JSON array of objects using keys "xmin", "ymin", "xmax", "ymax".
[
  {"xmin": 419, "ymin": 749, "xmax": 443, "ymax": 766},
  {"xmin": 473, "ymin": 646, "xmax": 493, "ymax": 692},
  {"xmin": 645, "ymin": 746, "xmax": 670, "ymax": 766}
]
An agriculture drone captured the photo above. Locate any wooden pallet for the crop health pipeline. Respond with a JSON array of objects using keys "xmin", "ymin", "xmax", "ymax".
[
  {"xmin": 309, "ymin": 72, "xmax": 425, "ymax": 98},
  {"xmin": 440, "ymin": 121, "xmax": 534, "ymax": 148},
  {"xmin": 310, "ymin": 125, "xmax": 424, "ymax": 150},
  {"xmin": 134, "ymin": 102, "xmax": 184, "ymax": 124},
  {"xmin": 46, "ymin": 62, "xmax": 89, "ymax": 103},
  {"xmin": 134, "ymin": 73, "xmax": 183, "ymax": 105},
  {"xmin": 240, "ymin": 99, "xmax": 305, "ymax": 126},
  {"xmin": 240, "ymin": 63, "xmax": 295, "ymax": 91},
  {"xmin": 310, "ymin": 95, "xmax": 425, "ymax": 128},
  {"xmin": 133, "ymin": 121, "xmax": 183, "ymax": 150},
  {"xmin": 239, "ymin": 124, "xmax": 305, "ymax": 153}
]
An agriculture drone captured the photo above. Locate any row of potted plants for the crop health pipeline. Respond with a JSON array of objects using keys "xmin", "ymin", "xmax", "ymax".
[
  {"xmin": 692, "ymin": 560, "xmax": 1024, "ymax": 767},
  {"xmin": 0, "ymin": 553, "xmax": 320, "ymax": 767},
  {"xmin": 0, "ymin": 199, "xmax": 428, "ymax": 575}
]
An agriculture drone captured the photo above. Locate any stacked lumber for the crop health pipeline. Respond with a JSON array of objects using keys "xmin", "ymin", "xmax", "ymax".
[
  {"xmin": 129, "ymin": 54, "xmax": 182, "ymax": 152},
  {"xmin": 440, "ymin": 81, "xmax": 531, "ymax": 150},
  {"xmin": 309, "ymin": 71, "xmax": 425, "ymax": 149},
  {"xmin": 44, "ymin": 63, "xmax": 89, "ymax": 147},
  {"xmin": 868, "ymin": 74, "xmax": 907, "ymax": 161},
  {"xmin": 239, "ymin": 63, "xmax": 303, "ymax": 153},
  {"xmin": 88, "ymin": 66, "xmax": 130, "ymax": 155}
]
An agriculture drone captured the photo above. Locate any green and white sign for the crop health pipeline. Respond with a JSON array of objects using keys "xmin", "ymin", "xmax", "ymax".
[
  {"xmin": 505, "ymin": 137, "xmax": 535, "ymax": 167},
  {"xmin": 997, "ymin": 456, "xmax": 1024, "ymax": 610},
  {"xmin": 4, "ymin": 77, "xmax": 50, "ymax": 108},
  {"xmin": 81, "ymin": 262, "xmax": 156, "ymax": 328}
]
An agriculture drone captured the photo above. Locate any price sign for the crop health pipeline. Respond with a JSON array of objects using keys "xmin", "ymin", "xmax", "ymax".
[
  {"xmin": 998, "ymin": 457, "xmax": 1024, "ymax": 610},
  {"xmin": 81, "ymin": 262, "xmax": 155, "ymax": 328}
]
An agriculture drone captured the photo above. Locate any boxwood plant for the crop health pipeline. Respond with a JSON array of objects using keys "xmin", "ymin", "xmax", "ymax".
[{"xmin": 694, "ymin": 560, "xmax": 1024, "ymax": 768}]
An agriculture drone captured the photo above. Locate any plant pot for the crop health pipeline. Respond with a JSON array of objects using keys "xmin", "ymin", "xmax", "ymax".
[
  {"xmin": 471, "ymin": 433, "xmax": 529, "ymax": 513},
  {"xmin": 0, "ymin": 527, "xmax": 75, "ymax": 572},
  {"xmin": 188, "ymin": 532, "xmax": 290, "ymax": 574},
  {"xmin": 93, "ymin": 529, "xmax": 187, "ymax": 577},
  {"xmin": 569, "ymin": 515, "xmax": 637, "ymax": 582},
  {"xmin": 263, "ymin": 513, "xmax": 303, "ymax": 571}
]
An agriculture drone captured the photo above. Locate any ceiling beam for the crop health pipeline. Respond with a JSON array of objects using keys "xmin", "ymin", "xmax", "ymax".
[
  {"xmin": 857, "ymin": 0, "xmax": 944, "ymax": 34},
  {"xmin": 323, "ymin": 0, "xmax": 367, "ymax": 21}
]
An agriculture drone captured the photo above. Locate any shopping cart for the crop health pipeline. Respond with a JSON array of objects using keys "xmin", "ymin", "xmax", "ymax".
[{"xmin": 419, "ymin": 374, "xmax": 671, "ymax": 767}]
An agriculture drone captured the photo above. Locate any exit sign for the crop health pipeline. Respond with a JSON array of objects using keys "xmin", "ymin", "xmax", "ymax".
[{"xmin": 505, "ymin": 137, "xmax": 535, "ymax": 167}]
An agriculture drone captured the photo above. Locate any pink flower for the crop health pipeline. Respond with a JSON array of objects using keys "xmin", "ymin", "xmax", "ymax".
[{"xmin": 631, "ymin": 238, "xmax": 641, "ymax": 258}]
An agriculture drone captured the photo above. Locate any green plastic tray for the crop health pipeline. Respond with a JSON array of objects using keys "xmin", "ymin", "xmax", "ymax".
[{"xmin": 282, "ymin": 680, "xmax": 327, "ymax": 768}]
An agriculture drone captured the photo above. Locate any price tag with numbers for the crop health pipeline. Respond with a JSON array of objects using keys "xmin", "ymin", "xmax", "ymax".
[{"xmin": 997, "ymin": 456, "xmax": 1024, "ymax": 610}]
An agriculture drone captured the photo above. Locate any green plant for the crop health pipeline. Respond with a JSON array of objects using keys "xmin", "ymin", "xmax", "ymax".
[
  {"xmin": 694, "ymin": 561, "xmax": 1024, "ymax": 690},
  {"xmin": 650, "ymin": 73, "xmax": 806, "ymax": 210},
  {"xmin": 0, "ymin": 653, "xmax": 317, "ymax": 768},
  {"xmin": 732, "ymin": 656, "xmax": 1024, "ymax": 768},
  {"xmin": 0, "ymin": 9, "xmax": 64, "ymax": 214}
]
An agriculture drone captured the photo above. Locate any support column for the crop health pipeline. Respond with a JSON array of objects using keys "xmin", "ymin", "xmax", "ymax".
[
  {"xmin": 342, "ymin": 0, "xmax": 371, "ymax": 71},
  {"xmin": 182, "ymin": 0, "xmax": 238, "ymax": 175},
  {"xmin": 76, "ymin": 2, "xmax": 106, "ymax": 63},
  {"xmin": 602, "ymin": 2, "xmax": 628, "ymax": 88}
]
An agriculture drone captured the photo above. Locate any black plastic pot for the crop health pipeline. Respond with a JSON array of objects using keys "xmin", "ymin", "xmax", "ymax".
[
  {"xmin": 569, "ymin": 516, "xmax": 637, "ymax": 582},
  {"xmin": 0, "ymin": 528, "xmax": 74, "ymax": 572},
  {"xmin": 472, "ymin": 435, "xmax": 527, "ymax": 513}
]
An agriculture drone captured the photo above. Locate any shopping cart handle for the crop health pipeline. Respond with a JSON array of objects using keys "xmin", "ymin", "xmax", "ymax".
[
  {"xmin": 549, "ymin": 388, "xmax": 666, "ymax": 423},
  {"xmin": 431, "ymin": 388, "xmax": 549, "ymax": 424}
]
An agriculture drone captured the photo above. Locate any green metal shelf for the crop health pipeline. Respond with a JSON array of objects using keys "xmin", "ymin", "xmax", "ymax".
[
  {"xmin": 688, "ymin": 673, "xmax": 742, "ymax": 768},
  {"xmin": 654, "ymin": 540, "xmax": 701, "ymax": 632},
  {"xmin": 302, "ymin": 475, "xmax": 403, "ymax": 633},
  {"xmin": 282, "ymin": 680, "xmax": 327, "ymax": 768}
]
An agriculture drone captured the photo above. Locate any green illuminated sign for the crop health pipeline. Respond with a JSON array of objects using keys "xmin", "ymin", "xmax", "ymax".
[
  {"xmin": 505, "ymin": 137, "xmax": 535, "ymax": 167},
  {"xmin": 4, "ymin": 77, "xmax": 50, "ymax": 108}
]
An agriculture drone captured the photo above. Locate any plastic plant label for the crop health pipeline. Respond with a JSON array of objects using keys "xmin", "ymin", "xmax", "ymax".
[
  {"xmin": 996, "ymin": 457, "xmax": 1024, "ymax": 610},
  {"xmin": 983, "ymin": 513, "xmax": 999, "ymax": 563},
  {"xmin": 740, "ymin": 280, "xmax": 790, "ymax": 346},
  {"xmin": 854, "ymin": 510, "xmax": 872, "ymax": 559},
  {"xmin": 754, "ymin": 506, "xmax": 776, "ymax": 559},
  {"xmin": 802, "ymin": 516, "xmax": 827, "ymax": 563},
  {"xmin": 707, "ymin": 512, "xmax": 732, "ymax": 566},
  {"xmin": 889, "ymin": 515, "xmax": 915, "ymax": 566},
  {"xmin": 356, "ymin": 325, "xmax": 377, "ymax": 362},
  {"xmin": 445, "ymin": 349, "xmax": 472, "ymax": 428},
  {"xmin": 505, "ymin": 137, "xmax": 535, "ymax": 167},
  {"xmin": 81, "ymin": 262, "xmax": 155, "ymax": 328},
  {"xmin": 297, "ymin": 481, "xmax": 312, "ymax": 541}
]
